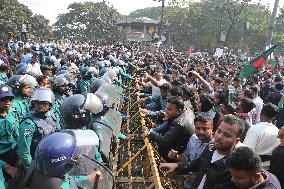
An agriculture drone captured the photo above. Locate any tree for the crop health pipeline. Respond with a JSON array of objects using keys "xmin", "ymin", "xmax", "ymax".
[
  {"xmin": 53, "ymin": 1, "xmax": 122, "ymax": 42},
  {"xmin": 0, "ymin": 0, "xmax": 52, "ymax": 40},
  {"xmin": 128, "ymin": 7, "xmax": 162, "ymax": 20},
  {"xmin": 127, "ymin": 0, "xmax": 271, "ymax": 51},
  {"xmin": 29, "ymin": 14, "xmax": 52, "ymax": 40},
  {"xmin": 274, "ymin": 7, "xmax": 284, "ymax": 44}
]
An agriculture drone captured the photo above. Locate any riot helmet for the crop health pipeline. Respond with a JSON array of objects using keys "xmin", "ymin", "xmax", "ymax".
[
  {"xmin": 30, "ymin": 87, "xmax": 55, "ymax": 111},
  {"xmin": 34, "ymin": 130, "xmax": 99, "ymax": 177},
  {"xmin": 89, "ymin": 79, "xmax": 107, "ymax": 93},
  {"xmin": 52, "ymin": 75, "xmax": 70, "ymax": 95},
  {"xmin": 61, "ymin": 93, "xmax": 103, "ymax": 129},
  {"xmin": 6, "ymin": 74, "xmax": 38, "ymax": 97},
  {"xmin": 99, "ymin": 67, "xmax": 110, "ymax": 77},
  {"xmin": 16, "ymin": 66, "xmax": 42, "ymax": 77}
]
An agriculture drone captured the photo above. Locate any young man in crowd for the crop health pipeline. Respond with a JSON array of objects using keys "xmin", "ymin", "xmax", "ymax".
[
  {"xmin": 167, "ymin": 115, "xmax": 214, "ymax": 189},
  {"xmin": 226, "ymin": 146, "xmax": 281, "ymax": 189},
  {"xmin": 160, "ymin": 115, "xmax": 244, "ymax": 189},
  {"xmin": 142, "ymin": 97, "xmax": 194, "ymax": 161},
  {"xmin": 243, "ymin": 103, "xmax": 280, "ymax": 170}
]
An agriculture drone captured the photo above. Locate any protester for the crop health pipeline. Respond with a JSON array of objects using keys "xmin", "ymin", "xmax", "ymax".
[
  {"xmin": 160, "ymin": 115, "xmax": 244, "ymax": 189},
  {"xmin": 243, "ymin": 103, "xmax": 280, "ymax": 170},
  {"xmin": 142, "ymin": 96, "xmax": 194, "ymax": 161},
  {"xmin": 226, "ymin": 146, "xmax": 281, "ymax": 189}
]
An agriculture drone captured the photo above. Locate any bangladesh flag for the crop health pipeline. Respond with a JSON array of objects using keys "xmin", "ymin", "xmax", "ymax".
[
  {"xmin": 240, "ymin": 44, "xmax": 277, "ymax": 79},
  {"xmin": 150, "ymin": 45, "xmax": 158, "ymax": 56}
]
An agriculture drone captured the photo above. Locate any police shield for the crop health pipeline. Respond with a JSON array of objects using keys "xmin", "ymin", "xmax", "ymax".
[
  {"xmin": 68, "ymin": 130, "xmax": 114, "ymax": 189},
  {"xmin": 103, "ymin": 108, "xmax": 122, "ymax": 137},
  {"xmin": 76, "ymin": 155, "xmax": 115, "ymax": 189},
  {"xmin": 92, "ymin": 120, "xmax": 113, "ymax": 161},
  {"xmin": 95, "ymin": 83, "xmax": 121, "ymax": 109},
  {"xmin": 68, "ymin": 129, "xmax": 99, "ymax": 175}
]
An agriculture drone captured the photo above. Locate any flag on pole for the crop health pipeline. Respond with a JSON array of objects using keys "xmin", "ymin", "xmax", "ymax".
[{"xmin": 240, "ymin": 44, "xmax": 277, "ymax": 79}]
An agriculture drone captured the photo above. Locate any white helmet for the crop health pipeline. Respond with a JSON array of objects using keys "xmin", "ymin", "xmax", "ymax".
[{"xmin": 31, "ymin": 87, "xmax": 55, "ymax": 106}]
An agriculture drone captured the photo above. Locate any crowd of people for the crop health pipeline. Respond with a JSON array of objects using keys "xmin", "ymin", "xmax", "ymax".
[{"xmin": 0, "ymin": 37, "xmax": 283, "ymax": 189}]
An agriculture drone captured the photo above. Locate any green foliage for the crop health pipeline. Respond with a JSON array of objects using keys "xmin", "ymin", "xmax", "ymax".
[
  {"xmin": 29, "ymin": 14, "xmax": 52, "ymax": 40},
  {"xmin": 129, "ymin": 7, "xmax": 162, "ymax": 20},
  {"xmin": 53, "ymin": 1, "xmax": 122, "ymax": 42},
  {"xmin": 128, "ymin": 0, "xmax": 272, "ymax": 51},
  {"xmin": 274, "ymin": 7, "xmax": 284, "ymax": 43},
  {"xmin": 0, "ymin": 0, "xmax": 52, "ymax": 40}
]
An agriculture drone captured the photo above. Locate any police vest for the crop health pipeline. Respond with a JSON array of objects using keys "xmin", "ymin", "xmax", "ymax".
[{"xmin": 22, "ymin": 114, "xmax": 57, "ymax": 157}]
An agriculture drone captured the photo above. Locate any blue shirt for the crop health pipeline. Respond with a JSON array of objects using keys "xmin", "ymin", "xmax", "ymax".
[
  {"xmin": 183, "ymin": 134, "xmax": 210, "ymax": 161},
  {"xmin": 183, "ymin": 134, "xmax": 211, "ymax": 189},
  {"xmin": 21, "ymin": 53, "xmax": 32, "ymax": 64}
]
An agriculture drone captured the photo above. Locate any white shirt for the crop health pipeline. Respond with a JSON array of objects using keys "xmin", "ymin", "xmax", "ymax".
[
  {"xmin": 252, "ymin": 97, "xmax": 263, "ymax": 124},
  {"xmin": 54, "ymin": 58, "xmax": 61, "ymax": 68},
  {"xmin": 243, "ymin": 122, "xmax": 279, "ymax": 156},
  {"xmin": 27, "ymin": 63, "xmax": 42, "ymax": 76}
]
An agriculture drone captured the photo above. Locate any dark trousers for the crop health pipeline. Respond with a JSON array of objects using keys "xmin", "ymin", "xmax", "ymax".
[{"xmin": 0, "ymin": 147, "xmax": 18, "ymax": 180}]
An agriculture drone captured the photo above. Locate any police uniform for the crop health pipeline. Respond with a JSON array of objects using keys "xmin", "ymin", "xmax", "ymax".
[
  {"xmin": 60, "ymin": 175, "xmax": 88, "ymax": 189},
  {"xmin": 18, "ymin": 113, "xmax": 57, "ymax": 168},
  {"xmin": 50, "ymin": 93, "xmax": 66, "ymax": 130},
  {"xmin": 0, "ymin": 85, "xmax": 19, "ymax": 168},
  {"xmin": 9, "ymin": 97, "xmax": 30, "ymax": 123},
  {"xmin": 0, "ymin": 113, "xmax": 19, "ymax": 160}
]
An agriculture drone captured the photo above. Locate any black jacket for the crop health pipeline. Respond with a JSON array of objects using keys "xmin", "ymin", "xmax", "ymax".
[
  {"xmin": 149, "ymin": 110, "xmax": 194, "ymax": 160},
  {"xmin": 176, "ymin": 143, "xmax": 236, "ymax": 189}
]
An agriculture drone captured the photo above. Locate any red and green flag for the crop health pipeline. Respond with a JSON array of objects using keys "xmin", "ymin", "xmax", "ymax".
[
  {"xmin": 150, "ymin": 45, "xmax": 157, "ymax": 56},
  {"xmin": 240, "ymin": 44, "xmax": 277, "ymax": 79}
]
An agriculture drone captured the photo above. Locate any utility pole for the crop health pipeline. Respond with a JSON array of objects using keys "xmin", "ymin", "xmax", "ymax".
[
  {"xmin": 161, "ymin": 0, "xmax": 165, "ymax": 38},
  {"xmin": 266, "ymin": 0, "xmax": 279, "ymax": 46}
]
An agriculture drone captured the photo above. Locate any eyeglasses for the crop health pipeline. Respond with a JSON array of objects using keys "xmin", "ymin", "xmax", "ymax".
[{"xmin": 0, "ymin": 97, "xmax": 13, "ymax": 102}]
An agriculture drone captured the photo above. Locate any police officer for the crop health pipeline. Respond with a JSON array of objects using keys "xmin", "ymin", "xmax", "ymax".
[
  {"xmin": 7, "ymin": 75, "xmax": 38, "ymax": 123},
  {"xmin": 51, "ymin": 75, "xmax": 70, "ymax": 129},
  {"xmin": 0, "ymin": 85, "xmax": 19, "ymax": 179},
  {"xmin": 18, "ymin": 87, "xmax": 57, "ymax": 169},
  {"xmin": 61, "ymin": 93, "xmax": 105, "ymax": 163},
  {"xmin": 77, "ymin": 66, "xmax": 98, "ymax": 94},
  {"xmin": 24, "ymin": 130, "xmax": 112, "ymax": 189}
]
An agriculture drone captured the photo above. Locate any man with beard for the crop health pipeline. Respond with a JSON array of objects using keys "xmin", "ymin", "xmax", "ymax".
[
  {"xmin": 160, "ymin": 114, "xmax": 244, "ymax": 189},
  {"xmin": 167, "ymin": 115, "xmax": 213, "ymax": 189},
  {"xmin": 226, "ymin": 146, "xmax": 281, "ymax": 189}
]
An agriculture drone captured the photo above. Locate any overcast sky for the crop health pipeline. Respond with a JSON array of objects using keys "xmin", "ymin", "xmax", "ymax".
[{"xmin": 18, "ymin": 0, "xmax": 284, "ymax": 24}]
